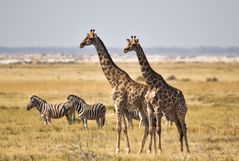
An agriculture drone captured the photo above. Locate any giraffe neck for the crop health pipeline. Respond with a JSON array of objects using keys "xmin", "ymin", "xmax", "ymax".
[
  {"xmin": 135, "ymin": 44, "xmax": 166, "ymax": 88},
  {"xmin": 93, "ymin": 37, "xmax": 130, "ymax": 87}
]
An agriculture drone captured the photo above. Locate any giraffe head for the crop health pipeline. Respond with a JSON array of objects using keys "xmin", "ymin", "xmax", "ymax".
[
  {"xmin": 124, "ymin": 36, "xmax": 139, "ymax": 53},
  {"xmin": 80, "ymin": 29, "xmax": 97, "ymax": 48}
]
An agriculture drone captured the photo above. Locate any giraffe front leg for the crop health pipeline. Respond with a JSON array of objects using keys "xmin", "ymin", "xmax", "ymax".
[
  {"xmin": 155, "ymin": 109, "xmax": 163, "ymax": 153},
  {"xmin": 122, "ymin": 115, "xmax": 131, "ymax": 154}
]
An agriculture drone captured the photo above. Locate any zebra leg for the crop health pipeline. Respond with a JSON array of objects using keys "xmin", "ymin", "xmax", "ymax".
[
  {"xmin": 139, "ymin": 118, "xmax": 143, "ymax": 128},
  {"xmin": 66, "ymin": 114, "xmax": 72, "ymax": 125},
  {"xmin": 96, "ymin": 118, "xmax": 100, "ymax": 129},
  {"xmin": 122, "ymin": 114, "xmax": 131, "ymax": 153},
  {"xmin": 130, "ymin": 119, "xmax": 134, "ymax": 130},
  {"xmin": 43, "ymin": 117, "xmax": 47, "ymax": 125},
  {"xmin": 83, "ymin": 119, "xmax": 88, "ymax": 130},
  {"xmin": 46, "ymin": 116, "xmax": 51, "ymax": 125},
  {"xmin": 127, "ymin": 117, "xmax": 132, "ymax": 130}
]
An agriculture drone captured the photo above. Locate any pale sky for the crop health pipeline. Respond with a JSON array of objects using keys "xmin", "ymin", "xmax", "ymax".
[{"xmin": 0, "ymin": 0, "xmax": 239, "ymax": 48}]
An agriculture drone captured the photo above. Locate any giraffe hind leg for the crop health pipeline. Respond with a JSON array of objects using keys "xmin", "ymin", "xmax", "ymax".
[
  {"xmin": 137, "ymin": 110, "xmax": 149, "ymax": 155},
  {"xmin": 122, "ymin": 115, "xmax": 131, "ymax": 153},
  {"xmin": 178, "ymin": 115, "xmax": 190, "ymax": 153},
  {"xmin": 115, "ymin": 111, "xmax": 122, "ymax": 154},
  {"xmin": 173, "ymin": 112, "xmax": 183, "ymax": 152}
]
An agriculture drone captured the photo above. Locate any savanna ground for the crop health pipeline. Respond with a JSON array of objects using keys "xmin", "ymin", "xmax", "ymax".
[{"xmin": 0, "ymin": 62, "xmax": 238, "ymax": 161}]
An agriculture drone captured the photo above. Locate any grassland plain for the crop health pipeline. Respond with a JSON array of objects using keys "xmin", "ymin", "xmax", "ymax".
[{"xmin": 0, "ymin": 62, "xmax": 238, "ymax": 161}]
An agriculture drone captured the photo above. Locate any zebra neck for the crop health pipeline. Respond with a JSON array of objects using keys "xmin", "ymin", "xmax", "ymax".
[{"xmin": 36, "ymin": 101, "xmax": 46, "ymax": 113}]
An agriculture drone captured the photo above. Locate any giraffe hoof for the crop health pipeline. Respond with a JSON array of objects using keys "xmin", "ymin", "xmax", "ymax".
[
  {"xmin": 116, "ymin": 148, "xmax": 120, "ymax": 154},
  {"xmin": 126, "ymin": 148, "xmax": 131, "ymax": 154},
  {"xmin": 137, "ymin": 149, "xmax": 142, "ymax": 155},
  {"xmin": 157, "ymin": 149, "xmax": 162, "ymax": 154}
]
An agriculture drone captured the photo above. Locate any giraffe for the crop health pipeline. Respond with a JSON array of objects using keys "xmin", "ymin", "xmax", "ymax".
[
  {"xmin": 79, "ymin": 30, "xmax": 151, "ymax": 154},
  {"xmin": 124, "ymin": 36, "xmax": 190, "ymax": 153}
]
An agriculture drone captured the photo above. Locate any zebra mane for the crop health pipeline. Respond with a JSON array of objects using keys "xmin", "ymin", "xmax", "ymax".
[
  {"xmin": 31, "ymin": 95, "xmax": 47, "ymax": 103},
  {"xmin": 67, "ymin": 95, "xmax": 86, "ymax": 103}
]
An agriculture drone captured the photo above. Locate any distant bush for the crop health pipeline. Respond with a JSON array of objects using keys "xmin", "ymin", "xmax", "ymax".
[
  {"xmin": 135, "ymin": 75, "xmax": 145, "ymax": 82},
  {"xmin": 166, "ymin": 75, "xmax": 177, "ymax": 81},
  {"xmin": 206, "ymin": 77, "xmax": 218, "ymax": 82}
]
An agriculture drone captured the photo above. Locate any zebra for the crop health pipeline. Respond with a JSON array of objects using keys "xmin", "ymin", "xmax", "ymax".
[
  {"xmin": 123, "ymin": 108, "xmax": 143, "ymax": 129},
  {"xmin": 65, "ymin": 95, "xmax": 106, "ymax": 130},
  {"xmin": 26, "ymin": 95, "xmax": 75, "ymax": 125},
  {"xmin": 164, "ymin": 112, "xmax": 174, "ymax": 126}
]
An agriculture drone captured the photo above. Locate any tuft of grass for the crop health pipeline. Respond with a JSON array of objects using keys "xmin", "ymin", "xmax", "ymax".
[
  {"xmin": 181, "ymin": 78, "xmax": 190, "ymax": 82},
  {"xmin": 206, "ymin": 77, "xmax": 218, "ymax": 82},
  {"xmin": 166, "ymin": 75, "xmax": 177, "ymax": 81}
]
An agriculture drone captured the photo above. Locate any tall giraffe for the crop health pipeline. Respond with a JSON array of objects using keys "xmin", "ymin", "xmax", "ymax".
[
  {"xmin": 80, "ymin": 30, "xmax": 150, "ymax": 154},
  {"xmin": 124, "ymin": 36, "xmax": 190, "ymax": 153}
]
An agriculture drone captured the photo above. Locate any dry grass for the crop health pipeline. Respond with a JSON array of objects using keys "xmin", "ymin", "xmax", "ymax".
[{"xmin": 0, "ymin": 62, "xmax": 239, "ymax": 161}]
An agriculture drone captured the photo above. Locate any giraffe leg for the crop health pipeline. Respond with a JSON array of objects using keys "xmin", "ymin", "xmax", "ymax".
[
  {"xmin": 147, "ymin": 108, "xmax": 154, "ymax": 154},
  {"xmin": 173, "ymin": 112, "xmax": 183, "ymax": 152},
  {"xmin": 178, "ymin": 115, "xmax": 190, "ymax": 153},
  {"xmin": 153, "ymin": 130, "xmax": 157, "ymax": 154},
  {"xmin": 116, "ymin": 111, "xmax": 122, "ymax": 154},
  {"xmin": 137, "ymin": 108, "xmax": 149, "ymax": 155},
  {"xmin": 122, "ymin": 115, "xmax": 131, "ymax": 153},
  {"xmin": 155, "ymin": 110, "xmax": 163, "ymax": 153}
]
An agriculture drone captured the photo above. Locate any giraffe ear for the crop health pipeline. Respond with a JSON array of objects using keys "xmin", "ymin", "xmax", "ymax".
[
  {"xmin": 136, "ymin": 39, "xmax": 139, "ymax": 43},
  {"xmin": 126, "ymin": 39, "xmax": 130, "ymax": 42},
  {"xmin": 93, "ymin": 33, "xmax": 97, "ymax": 38}
]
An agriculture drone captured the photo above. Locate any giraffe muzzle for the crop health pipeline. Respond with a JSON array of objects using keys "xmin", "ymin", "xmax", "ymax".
[
  {"xmin": 124, "ymin": 48, "xmax": 128, "ymax": 53},
  {"xmin": 80, "ymin": 43, "xmax": 85, "ymax": 48}
]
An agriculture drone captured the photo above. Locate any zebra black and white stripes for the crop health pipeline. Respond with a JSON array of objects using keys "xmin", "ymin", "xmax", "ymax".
[
  {"xmin": 123, "ymin": 108, "xmax": 143, "ymax": 129},
  {"xmin": 65, "ymin": 95, "xmax": 106, "ymax": 129},
  {"xmin": 27, "ymin": 95, "xmax": 75, "ymax": 125}
]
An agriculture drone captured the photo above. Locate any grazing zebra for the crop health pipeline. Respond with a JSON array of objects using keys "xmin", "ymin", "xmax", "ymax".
[
  {"xmin": 164, "ymin": 112, "xmax": 174, "ymax": 126},
  {"xmin": 26, "ymin": 95, "xmax": 75, "ymax": 125},
  {"xmin": 123, "ymin": 108, "xmax": 143, "ymax": 129},
  {"xmin": 65, "ymin": 95, "xmax": 106, "ymax": 130}
]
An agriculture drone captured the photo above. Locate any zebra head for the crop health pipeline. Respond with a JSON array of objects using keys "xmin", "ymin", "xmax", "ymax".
[
  {"xmin": 27, "ymin": 95, "xmax": 45, "ymax": 111},
  {"xmin": 66, "ymin": 95, "xmax": 85, "ymax": 109}
]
